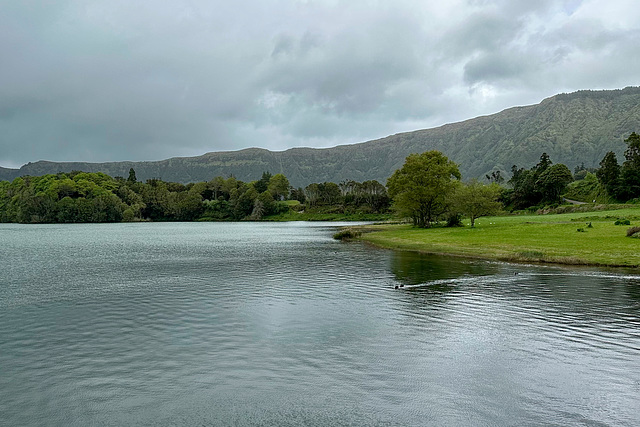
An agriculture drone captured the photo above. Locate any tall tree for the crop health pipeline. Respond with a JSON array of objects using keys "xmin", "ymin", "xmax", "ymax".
[
  {"xmin": 620, "ymin": 132, "xmax": 640, "ymax": 200},
  {"xmin": 268, "ymin": 173, "xmax": 290, "ymax": 200},
  {"xmin": 254, "ymin": 171, "xmax": 272, "ymax": 194},
  {"xmin": 485, "ymin": 170, "xmax": 504, "ymax": 184},
  {"xmin": 596, "ymin": 151, "xmax": 621, "ymax": 198},
  {"xmin": 508, "ymin": 167, "xmax": 539, "ymax": 209},
  {"xmin": 387, "ymin": 151, "xmax": 461, "ymax": 228},
  {"xmin": 290, "ymin": 187, "xmax": 306, "ymax": 204},
  {"xmin": 536, "ymin": 164, "xmax": 573, "ymax": 203},
  {"xmin": 623, "ymin": 132, "xmax": 640, "ymax": 168},
  {"xmin": 127, "ymin": 168, "xmax": 137, "ymax": 184},
  {"xmin": 534, "ymin": 152, "xmax": 552, "ymax": 173}
]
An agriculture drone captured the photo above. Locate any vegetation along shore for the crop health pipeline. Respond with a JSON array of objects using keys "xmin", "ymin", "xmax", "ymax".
[
  {"xmin": 339, "ymin": 131, "xmax": 640, "ymax": 268},
  {"xmin": 3, "ymin": 131, "xmax": 640, "ymax": 269}
]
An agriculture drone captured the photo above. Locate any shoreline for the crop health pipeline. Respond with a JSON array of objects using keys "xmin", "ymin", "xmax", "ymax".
[
  {"xmin": 345, "ymin": 208, "xmax": 640, "ymax": 269},
  {"xmin": 358, "ymin": 233, "xmax": 638, "ymax": 269}
]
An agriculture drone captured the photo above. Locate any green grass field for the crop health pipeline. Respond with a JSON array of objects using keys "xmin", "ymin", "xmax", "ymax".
[{"xmin": 358, "ymin": 207, "xmax": 640, "ymax": 267}]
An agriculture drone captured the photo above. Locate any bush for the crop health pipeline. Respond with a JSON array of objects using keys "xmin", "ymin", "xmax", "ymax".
[
  {"xmin": 626, "ymin": 226, "xmax": 640, "ymax": 237},
  {"xmin": 333, "ymin": 228, "xmax": 362, "ymax": 240},
  {"xmin": 577, "ymin": 228, "xmax": 585, "ymax": 232},
  {"xmin": 615, "ymin": 219, "xmax": 631, "ymax": 225},
  {"xmin": 446, "ymin": 213, "xmax": 463, "ymax": 227}
]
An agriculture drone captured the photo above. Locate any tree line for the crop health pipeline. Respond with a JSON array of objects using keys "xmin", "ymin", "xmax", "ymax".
[
  {"xmin": 2, "ymin": 132, "xmax": 639, "ymax": 226},
  {"xmin": 386, "ymin": 132, "xmax": 640, "ymax": 227},
  {"xmin": 0, "ymin": 169, "xmax": 390, "ymax": 223}
]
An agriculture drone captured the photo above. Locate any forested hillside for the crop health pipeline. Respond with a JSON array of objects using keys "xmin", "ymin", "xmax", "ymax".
[{"xmin": 2, "ymin": 87, "xmax": 639, "ymax": 186}]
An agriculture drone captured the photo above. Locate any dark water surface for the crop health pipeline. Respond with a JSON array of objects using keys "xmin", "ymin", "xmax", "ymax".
[{"xmin": 1, "ymin": 222, "xmax": 639, "ymax": 426}]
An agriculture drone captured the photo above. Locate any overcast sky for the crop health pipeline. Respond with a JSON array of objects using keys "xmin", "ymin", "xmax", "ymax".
[{"xmin": 1, "ymin": 0, "xmax": 639, "ymax": 168}]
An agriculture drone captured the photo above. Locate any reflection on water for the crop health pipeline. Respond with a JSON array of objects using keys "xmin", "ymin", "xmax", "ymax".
[
  {"xmin": 1, "ymin": 222, "xmax": 639, "ymax": 426},
  {"xmin": 390, "ymin": 250, "xmax": 499, "ymax": 286}
]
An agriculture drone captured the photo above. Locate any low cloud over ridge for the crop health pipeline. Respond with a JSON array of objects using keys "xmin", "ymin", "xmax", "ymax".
[{"xmin": 1, "ymin": 0, "xmax": 639, "ymax": 168}]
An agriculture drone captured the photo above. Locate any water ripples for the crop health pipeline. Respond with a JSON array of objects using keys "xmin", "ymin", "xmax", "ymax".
[{"xmin": 1, "ymin": 222, "xmax": 640, "ymax": 426}]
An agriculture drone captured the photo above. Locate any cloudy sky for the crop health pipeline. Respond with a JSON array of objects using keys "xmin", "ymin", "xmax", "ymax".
[{"xmin": 1, "ymin": 0, "xmax": 639, "ymax": 168}]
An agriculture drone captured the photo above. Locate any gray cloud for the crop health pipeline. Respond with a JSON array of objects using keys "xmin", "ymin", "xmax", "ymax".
[{"xmin": 1, "ymin": 0, "xmax": 639, "ymax": 168}]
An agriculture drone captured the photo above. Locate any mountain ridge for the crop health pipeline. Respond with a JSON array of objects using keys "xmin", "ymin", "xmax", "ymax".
[{"xmin": 2, "ymin": 87, "xmax": 639, "ymax": 187}]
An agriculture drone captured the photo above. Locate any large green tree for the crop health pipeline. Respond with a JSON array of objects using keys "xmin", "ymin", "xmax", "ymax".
[
  {"xmin": 620, "ymin": 132, "xmax": 640, "ymax": 200},
  {"xmin": 535, "ymin": 163, "xmax": 574, "ymax": 203},
  {"xmin": 596, "ymin": 151, "xmax": 621, "ymax": 198},
  {"xmin": 507, "ymin": 153, "xmax": 573, "ymax": 208},
  {"xmin": 268, "ymin": 173, "xmax": 290, "ymax": 200},
  {"xmin": 387, "ymin": 151, "xmax": 461, "ymax": 228}
]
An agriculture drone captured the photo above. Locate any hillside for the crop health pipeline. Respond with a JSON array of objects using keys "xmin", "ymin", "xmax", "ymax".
[{"xmin": 2, "ymin": 87, "xmax": 640, "ymax": 187}]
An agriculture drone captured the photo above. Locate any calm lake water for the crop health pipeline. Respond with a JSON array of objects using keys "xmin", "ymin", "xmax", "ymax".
[{"xmin": 1, "ymin": 222, "xmax": 639, "ymax": 426}]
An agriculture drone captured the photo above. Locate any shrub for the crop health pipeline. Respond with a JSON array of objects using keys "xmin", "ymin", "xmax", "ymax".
[
  {"xmin": 333, "ymin": 228, "xmax": 362, "ymax": 240},
  {"xmin": 615, "ymin": 219, "xmax": 631, "ymax": 225},
  {"xmin": 577, "ymin": 228, "xmax": 585, "ymax": 232},
  {"xmin": 446, "ymin": 213, "xmax": 463, "ymax": 227},
  {"xmin": 626, "ymin": 226, "xmax": 640, "ymax": 237}
]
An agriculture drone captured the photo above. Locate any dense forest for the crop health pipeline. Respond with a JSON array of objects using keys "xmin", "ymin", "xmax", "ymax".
[
  {"xmin": 0, "ymin": 169, "xmax": 390, "ymax": 224},
  {"xmin": 1, "ymin": 132, "xmax": 639, "ymax": 225}
]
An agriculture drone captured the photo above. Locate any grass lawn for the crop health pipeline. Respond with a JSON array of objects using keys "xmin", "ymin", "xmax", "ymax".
[{"xmin": 358, "ymin": 207, "xmax": 640, "ymax": 267}]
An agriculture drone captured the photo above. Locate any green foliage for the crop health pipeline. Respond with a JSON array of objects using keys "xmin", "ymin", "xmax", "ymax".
[
  {"xmin": 508, "ymin": 153, "xmax": 573, "ymax": 209},
  {"xmin": 536, "ymin": 164, "xmax": 574, "ymax": 203},
  {"xmin": 290, "ymin": 187, "xmax": 306, "ymax": 204},
  {"xmin": 596, "ymin": 151, "xmax": 622, "ymax": 199},
  {"xmin": 508, "ymin": 167, "xmax": 539, "ymax": 209},
  {"xmin": 453, "ymin": 180, "xmax": 502, "ymax": 227},
  {"xmin": 268, "ymin": 174, "xmax": 290, "ymax": 200},
  {"xmin": 623, "ymin": 132, "xmax": 640, "ymax": 168},
  {"xmin": 333, "ymin": 228, "xmax": 362, "ymax": 240},
  {"xmin": 595, "ymin": 133, "xmax": 640, "ymax": 202},
  {"xmin": 172, "ymin": 192, "xmax": 204, "ymax": 221},
  {"xmin": 387, "ymin": 151, "xmax": 461, "ymax": 228},
  {"xmin": 202, "ymin": 199, "xmax": 232, "ymax": 220},
  {"xmin": 127, "ymin": 168, "xmax": 137, "ymax": 184},
  {"xmin": 615, "ymin": 219, "xmax": 631, "ymax": 225},
  {"xmin": 0, "ymin": 169, "xmax": 397, "ymax": 224},
  {"xmin": 446, "ymin": 213, "xmax": 463, "ymax": 227},
  {"xmin": 485, "ymin": 170, "xmax": 505, "ymax": 184},
  {"xmin": 564, "ymin": 172, "xmax": 608, "ymax": 203},
  {"xmin": 573, "ymin": 163, "xmax": 597, "ymax": 181},
  {"xmin": 305, "ymin": 182, "xmax": 342, "ymax": 206},
  {"xmin": 253, "ymin": 171, "xmax": 272, "ymax": 194}
]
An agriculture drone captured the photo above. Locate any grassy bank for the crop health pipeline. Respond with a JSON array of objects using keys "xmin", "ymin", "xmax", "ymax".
[{"xmin": 356, "ymin": 207, "xmax": 640, "ymax": 267}]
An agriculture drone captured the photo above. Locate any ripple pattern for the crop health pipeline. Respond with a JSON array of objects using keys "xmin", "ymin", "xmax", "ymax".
[{"xmin": 1, "ymin": 222, "xmax": 640, "ymax": 426}]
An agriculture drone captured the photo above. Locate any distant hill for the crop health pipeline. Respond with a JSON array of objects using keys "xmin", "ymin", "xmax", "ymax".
[
  {"xmin": 0, "ymin": 166, "xmax": 16, "ymax": 182},
  {"xmin": 2, "ymin": 87, "xmax": 640, "ymax": 187}
]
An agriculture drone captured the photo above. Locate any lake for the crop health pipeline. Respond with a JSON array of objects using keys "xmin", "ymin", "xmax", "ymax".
[{"xmin": 1, "ymin": 222, "xmax": 639, "ymax": 426}]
